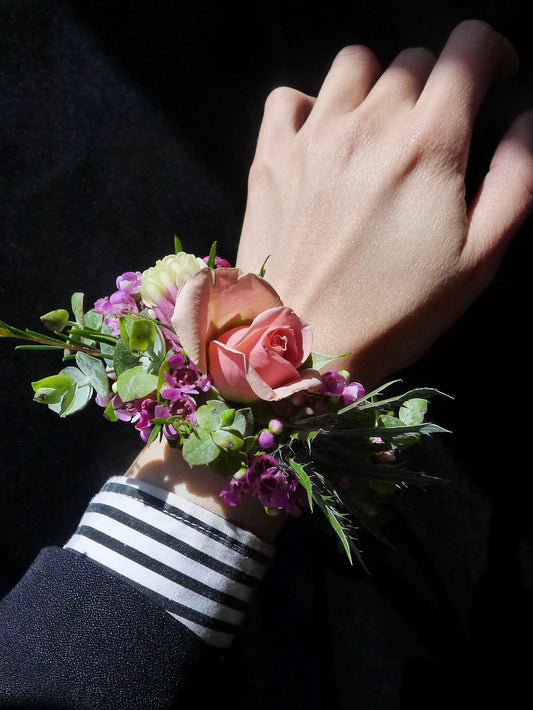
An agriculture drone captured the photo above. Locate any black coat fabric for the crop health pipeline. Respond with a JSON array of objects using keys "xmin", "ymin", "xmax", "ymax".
[
  {"xmin": 0, "ymin": 547, "xmax": 217, "ymax": 709},
  {"xmin": 1, "ymin": 2, "xmax": 532, "ymax": 708}
]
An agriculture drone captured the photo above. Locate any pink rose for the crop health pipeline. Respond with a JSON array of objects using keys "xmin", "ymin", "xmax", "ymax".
[{"xmin": 172, "ymin": 268, "xmax": 321, "ymax": 402}]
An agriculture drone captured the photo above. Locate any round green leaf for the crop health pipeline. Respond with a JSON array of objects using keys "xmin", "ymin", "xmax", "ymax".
[{"xmin": 116, "ymin": 366, "xmax": 158, "ymax": 402}]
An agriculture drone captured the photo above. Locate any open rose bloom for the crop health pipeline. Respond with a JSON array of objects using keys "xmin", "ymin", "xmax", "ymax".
[{"xmin": 172, "ymin": 268, "xmax": 321, "ymax": 402}]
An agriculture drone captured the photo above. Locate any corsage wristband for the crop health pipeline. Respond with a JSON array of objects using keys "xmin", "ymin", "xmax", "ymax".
[{"xmin": 1, "ymin": 238, "xmax": 448, "ymax": 567}]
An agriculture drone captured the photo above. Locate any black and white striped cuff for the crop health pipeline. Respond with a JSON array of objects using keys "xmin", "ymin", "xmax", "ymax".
[{"xmin": 64, "ymin": 475, "xmax": 274, "ymax": 648}]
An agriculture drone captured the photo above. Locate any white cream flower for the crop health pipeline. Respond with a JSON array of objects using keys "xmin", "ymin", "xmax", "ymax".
[{"xmin": 141, "ymin": 252, "xmax": 206, "ymax": 322}]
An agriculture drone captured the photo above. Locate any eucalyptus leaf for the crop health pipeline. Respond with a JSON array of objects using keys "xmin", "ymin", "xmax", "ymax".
[
  {"xmin": 116, "ymin": 366, "xmax": 158, "ymax": 402},
  {"xmin": 114, "ymin": 341, "xmax": 141, "ymax": 376},
  {"xmin": 76, "ymin": 351, "xmax": 109, "ymax": 397},
  {"xmin": 196, "ymin": 402, "xmax": 228, "ymax": 431},
  {"xmin": 71, "ymin": 292, "xmax": 85, "ymax": 327},
  {"xmin": 182, "ymin": 429, "xmax": 220, "ymax": 465},
  {"xmin": 231, "ymin": 408, "xmax": 253, "ymax": 437},
  {"xmin": 212, "ymin": 429, "xmax": 243, "ymax": 451},
  {"xmin": 84, "ymin": 309, "xmax": 103, "ymax": 331},
  {"xmin": 47, "ymin": 366, "xmax": 93, "ymax": 417}
]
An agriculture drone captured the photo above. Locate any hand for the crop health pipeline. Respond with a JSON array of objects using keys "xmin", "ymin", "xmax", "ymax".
[{"xmin": 237, "ymin": 20, "xmax": 533, "ymax": 388}]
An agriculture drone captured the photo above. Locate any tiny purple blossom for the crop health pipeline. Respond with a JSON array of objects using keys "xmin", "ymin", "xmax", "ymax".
[
  {"xmin": 202, "ymin": 255, "xmax": 232, "ymax": 268},
  {"xmin": 341, "ymin": 381, "xmax": 365, "ymax": 406},
  {"xmin": 116, "ymin": 271, "xmax": 143, "ymax": 296},
  {"xmin": 220, "ymin": 477, "xmax": 245, "ymax": 507},
  {"xmin": 320, "ymin": 370, "xmax": 347, "ymax": 397},
  {"xmin": 94, "ymin": 290, "xmax": 140, "ymax": 335},
  {"xmin": 95, "ymin": 391, "xmax": 113, "ymax": 408}
]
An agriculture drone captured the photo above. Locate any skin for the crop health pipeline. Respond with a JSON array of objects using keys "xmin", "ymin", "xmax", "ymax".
[
  {"xmin": 237, "ymin": 19, "xmax": 533, "ymax": 389},
  {"xmin": 129, "ymin": 20, "xmax": 533, "ymax": 540}
]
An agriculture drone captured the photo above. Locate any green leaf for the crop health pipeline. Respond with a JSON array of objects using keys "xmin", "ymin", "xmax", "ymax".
[
  {"xmin": 71, "ymin": 292, "xmax": 85, "ymax": 327},
  {"xmin": 42, "ymin": 366, "xmax": 94, "ymax": 417},
  {"xmin": 303, "ymin": 350, "xmax": 349, "ymax": 371},
  {"xmin": 174, "ymin": 235, "xmax": 183, "ymax": 254},
  {"xmin": 212, "ymin": 429, "xmax": 243, "ymax": 451},
  {"xmin": 84, "ymin": 309, "xmax": 103, "ymax": 331},
  {"xmin": 231, "ymin": 408, "xmax": 253, "ymax": 437},
  {"xmin": 258, "ymin": 255, "xmax": 270, "ymax": 278},
  {"xmin": 118, "ymin": 315, "xmax": 166, "ymax": 372},
  {"xmin": 182, "ymin": 429, "xmax": 220, "ymax": 465},
  {"xmin": 0, "ymin": 320, "xmax": 18, "ymax": 337},
  {"xmin": 399, "ymin": 398, "xmax": 428, "ymax": 426},
  {"xmin": 103, "ymin": 398, "xmax": 118, "ymax": 421},
  {"xmin": 288, "ymin": 458, "xmax": 314, "ymax": 511},
  {"xmin": 195, "ymin": 401, "xmax": 228, "ymax": 431},
  {"xmin": 219, "ymin": 408, "xmax": 236, "ymax": 428},
  {"xmin": 116, "ymin": 366, "xmax": 158, "ymax": 402},
  {"xmin": 147, "ymin": 423, "xmax": 163, "ymax": 445},
  {"xmin": 324, "ymin": 505, "xmax": 354, "ymax": 564},
  {"xmin": 75, "ymin": 351, "xmax": 110, "ymax": 397},
  {"xmin": 31, "ymin": 374, "xmax": 75, "ymax": 404},
  {"xmin": 206, "ymin": 241, "xmax": 217, "ymax": 268},
  {"xmin": 208, "ymin": 449, "xmax": 242, "ymax": 475},
  {"xmin": 129, "ymin": 318, "xmax": 156, "ymax": 352},
  {"xmin": 113, "ymin": 341, "xmax": 141, "ymax": 376}
]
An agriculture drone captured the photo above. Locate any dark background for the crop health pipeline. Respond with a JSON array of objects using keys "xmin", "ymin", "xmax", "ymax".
[{"xmin": 1, "ymin": 1, "xmax": 532, "ymax": 708}]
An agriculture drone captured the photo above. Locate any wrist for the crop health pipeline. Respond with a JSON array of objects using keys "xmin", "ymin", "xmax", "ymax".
[{"xmin": 125, "ymin": 438, "xmax": 287, "ymax": 542}]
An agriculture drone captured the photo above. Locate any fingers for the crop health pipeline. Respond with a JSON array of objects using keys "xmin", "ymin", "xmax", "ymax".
[
  {"xmin": 364, "ymin": 47, "xmax": 436, "ymax": 109},
  {"xmin": 255, "ymin": 86, "xmax": 315, "ymax": 153},
  {"xmin": 465, "ymin": 110, "xmax": 533, "ymax": 276},
  {"xmin": 306, "ymin": 45, "xmax": 382, "ymax": 122},
  {"xmin": 416, "ymin": 20, "xmax": 519, "ymax": 149}
]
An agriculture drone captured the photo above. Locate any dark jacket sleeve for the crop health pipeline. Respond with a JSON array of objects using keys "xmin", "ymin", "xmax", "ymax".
[{"xmin": 0, "ymin": 547, "xmax": 220, "ymax": 709}]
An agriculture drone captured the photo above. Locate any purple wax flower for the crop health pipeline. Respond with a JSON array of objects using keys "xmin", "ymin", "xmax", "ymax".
[
  {"xmin": 320, "ymin": 369, "xmax": 347, "ymax": 397},
  {"xmin": 220, "ymin": 477, "xmax": 245, "ymax": 507},
  {"xmin": 162, "ymin": 353, "xmax": 211, "ymax": 397},
  {"xmin": 94, "ymin": 290, "xmax": 140, "ymax": 335},
  {"xmin": 116, "ymin": 271, "xmax": 143, "ymax": 296},
  {"xmin": 202, "ymin": 255, "xmax": 232, "ymax": 268},
  {"xmin": 341, "ymin": 381, "xmax": 365, "ymax": 406}
]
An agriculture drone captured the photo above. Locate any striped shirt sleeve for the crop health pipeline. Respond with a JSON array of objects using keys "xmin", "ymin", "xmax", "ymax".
[{"xmin": 64, "ymin": 475, "xmax": 274, "ymax": 649}]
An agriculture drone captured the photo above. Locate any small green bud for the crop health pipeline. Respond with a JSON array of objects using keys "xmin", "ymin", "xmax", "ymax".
[
  {"xmin": 268, "ymin": 418, "xmax": 284, "ymax": 435},
  {"xmin": 219, "ymin": 408, "xmax": 236, "ymax": 427},
  {"xmin": 264, "ymin": 507, "xmax": 280, "ymax": 517},
  {"xmin": 33, "ymin": 386, "xmax": 64, "ymax": 404},
  {"xmin": 40, "ymin": 308, "xmax": 69, "ymax": 332}
]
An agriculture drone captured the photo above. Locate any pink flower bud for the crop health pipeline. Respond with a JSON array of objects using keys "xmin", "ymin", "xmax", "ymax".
[{"xmin": 258, "ymin": 429, "xmax": 275, "ymax": 449}]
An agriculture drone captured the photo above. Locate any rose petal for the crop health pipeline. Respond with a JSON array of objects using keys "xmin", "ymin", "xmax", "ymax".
[
  {"xmin": 172, "ymin": 268, "xmax": 282, "ymax": 373},
  {"xmin": 209, "ymin": 339, "xmax": 321, "ymax": 403},
  {"xmin": 209, "ymin": 339, "xmax": 275, "ymax": 402}
]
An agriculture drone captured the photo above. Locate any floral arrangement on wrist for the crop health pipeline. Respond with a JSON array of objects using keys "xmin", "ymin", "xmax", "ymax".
[{"xmin": 1, "ymin": 238, "xmax": 448, "ymax": 566}]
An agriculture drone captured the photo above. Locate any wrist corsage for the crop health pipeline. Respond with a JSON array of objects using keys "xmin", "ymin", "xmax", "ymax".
[{"xmin": 1, "ymin": 238, "xmax": 448, "ymax": 567}]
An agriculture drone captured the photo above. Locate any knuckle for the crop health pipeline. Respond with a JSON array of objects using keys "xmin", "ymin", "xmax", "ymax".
[
  {"xmin": 332, "ymin": 44, "xmax": 380, "ymax": 72},
  {"xmin": 264, "ymin": 85, "xmax": 300, "ymax": 112},
  {"xmin": 394, "ymin": 46, "xmax": 436, "ymax": 66},
  {"xmin": 247, "ymin": 154, "xmax": 276, "ymax": 191},
  {"xmin": 452, "ymin": 18, "xmax": 496, "ymax": 42}
]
